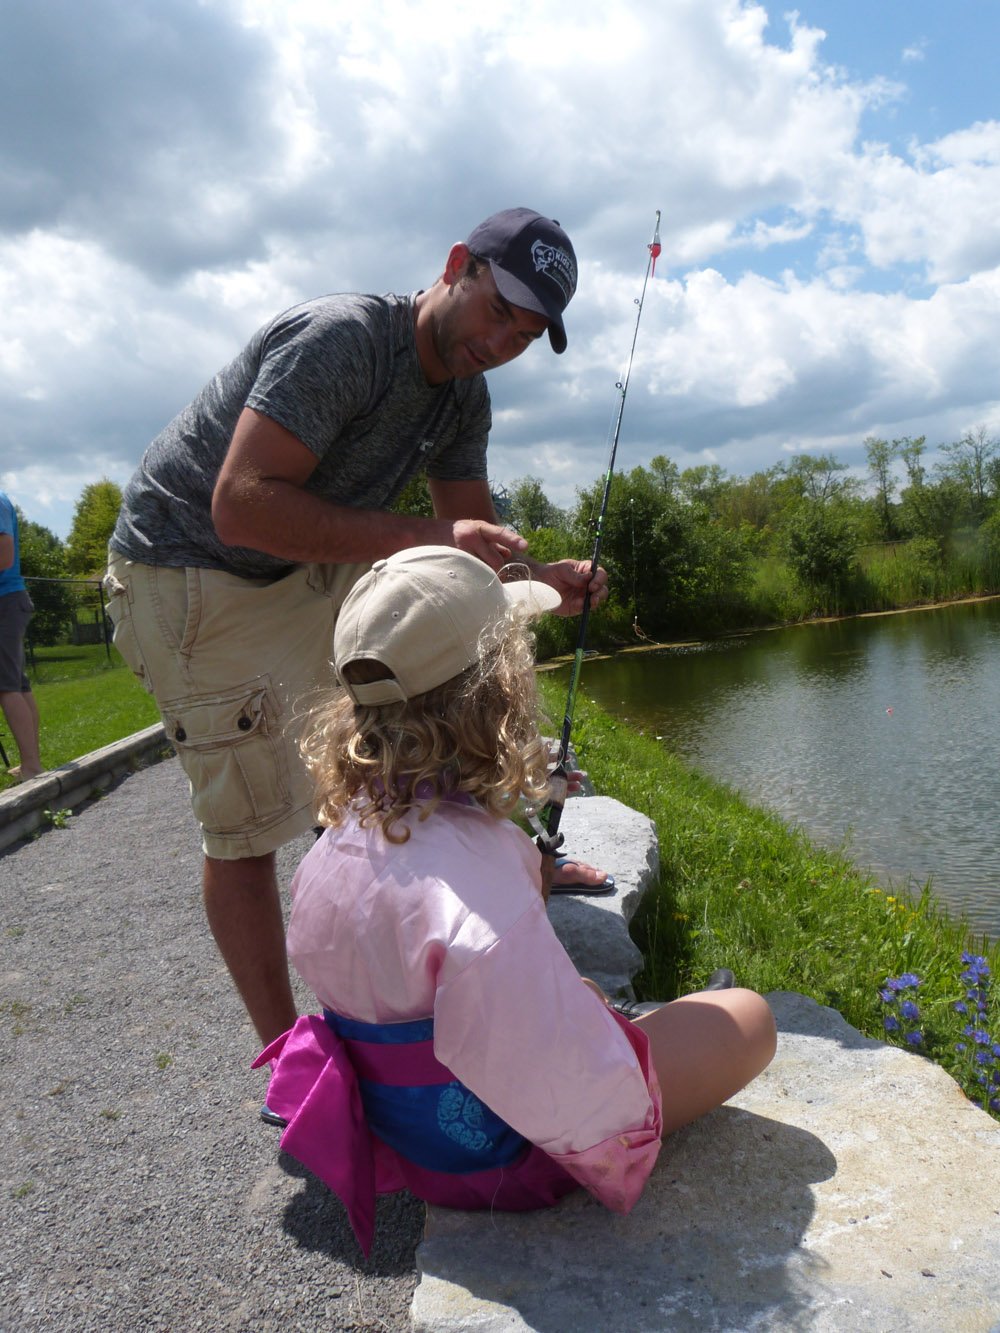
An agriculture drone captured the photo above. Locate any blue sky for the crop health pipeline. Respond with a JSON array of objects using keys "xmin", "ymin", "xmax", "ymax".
[
  {"xmin": 794, "ymin": 2, "xmax": 995, "ymax": 141},
  {"xmin": 2, "ymin": 0, "xmax": 999, "ymax": 540}
]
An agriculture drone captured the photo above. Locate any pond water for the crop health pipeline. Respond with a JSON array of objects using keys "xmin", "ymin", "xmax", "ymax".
[{"xmin": 555, "ymin": 598, "xmax": 1000, "ymax": 941}]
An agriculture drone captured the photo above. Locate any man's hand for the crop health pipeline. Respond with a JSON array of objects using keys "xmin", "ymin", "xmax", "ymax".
[
  {"xmin": 447, "ymin": 519, "xmax": 528, "ymax": 572},
  {"xmin": 534, "ymin": 558, "xmax": 609, "ymax": 617}
]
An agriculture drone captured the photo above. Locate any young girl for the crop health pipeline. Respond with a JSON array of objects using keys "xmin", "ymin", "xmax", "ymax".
[{"xmin": 254, "ymin": 546, "xmax": 776, "ymax": 1255}]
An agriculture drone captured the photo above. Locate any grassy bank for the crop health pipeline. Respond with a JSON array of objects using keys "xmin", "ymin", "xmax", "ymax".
[
  {"xmin": 537, "ymin": 675, "xmax": 1000, "ymax": 1119},
  {"xmin": 1, "ymin": 644, "xmax": 159, "ymax": 790}
]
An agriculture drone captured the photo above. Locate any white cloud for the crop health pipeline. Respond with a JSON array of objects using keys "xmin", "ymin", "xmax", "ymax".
[{"xmin": 1, "ymin": 0, "xmax": 999, "ymax": 535}]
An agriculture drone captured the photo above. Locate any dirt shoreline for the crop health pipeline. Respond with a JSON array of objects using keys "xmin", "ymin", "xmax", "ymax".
[{"xmin": 537, "ymin": 589, "xmax": 1000, "ymax": 670}]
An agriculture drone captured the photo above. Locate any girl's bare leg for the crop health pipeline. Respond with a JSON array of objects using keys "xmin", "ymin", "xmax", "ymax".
[{"xmin": 634, "ymin": 990, "xmax": 777, "ymax": 1136}]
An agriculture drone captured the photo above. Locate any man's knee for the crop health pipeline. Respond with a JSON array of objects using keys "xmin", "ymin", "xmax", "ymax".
[{"xmin": 204, "ymin": 850, "xmax": 277, "ymax": 890}]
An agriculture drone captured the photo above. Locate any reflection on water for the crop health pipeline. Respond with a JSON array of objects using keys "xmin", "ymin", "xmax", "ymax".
[{"xmin": 564, "ymin": 599, "xmax": 1000, "ymax": 940}]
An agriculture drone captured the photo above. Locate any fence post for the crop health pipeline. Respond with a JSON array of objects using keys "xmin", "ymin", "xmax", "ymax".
[{"xmin": 98, "ymin": 578, "xmax": 111, "ymax": 662}]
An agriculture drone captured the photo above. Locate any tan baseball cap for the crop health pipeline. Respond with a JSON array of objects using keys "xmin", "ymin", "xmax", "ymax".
[{"xmin": 334, "ymin": 546, "xmax": 562, "ymax": 706}]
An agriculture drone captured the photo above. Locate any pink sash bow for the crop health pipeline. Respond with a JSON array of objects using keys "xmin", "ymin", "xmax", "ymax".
[{"xmin": 253, "ymin": 1016, "xmax": 377, "ymax": 1255}]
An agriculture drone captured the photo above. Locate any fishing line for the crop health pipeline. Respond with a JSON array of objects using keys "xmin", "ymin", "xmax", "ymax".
[{"xmin": 531, "ymin": 210, "xmax": 662, "ymax": 856}]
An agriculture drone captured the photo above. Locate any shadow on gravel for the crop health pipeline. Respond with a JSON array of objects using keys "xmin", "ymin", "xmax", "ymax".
[{"xmin": 278, "ymin": 1152, "xmax": 426, "ymax": 1274}]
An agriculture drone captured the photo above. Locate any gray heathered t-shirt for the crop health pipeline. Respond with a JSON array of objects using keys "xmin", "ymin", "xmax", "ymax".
[{"xmin": 111, "ymin": 292, "xmax": 491, "ymax": 578}]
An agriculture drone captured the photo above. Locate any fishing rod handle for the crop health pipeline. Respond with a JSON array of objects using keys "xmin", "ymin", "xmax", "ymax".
[{"xmin": 543, "ymin": 762, "xmax": 569, "ymax": 838}]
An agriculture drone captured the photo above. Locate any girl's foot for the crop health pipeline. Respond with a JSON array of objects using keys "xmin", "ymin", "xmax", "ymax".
[{"xmin": 549, "ymin": 855, "xmax": 616, "ymax": 895}]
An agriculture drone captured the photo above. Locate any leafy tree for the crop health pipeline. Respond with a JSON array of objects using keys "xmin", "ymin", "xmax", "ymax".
[
  {"xmin": 783, "ymin": 501, "xmax": 859, "ymax": 593},
  {"xmin": 648, "ymin": 454, "xmax": 680, "ymax": 495},
  {"xmin": 571, "ymin": 464, "xmax": 751, "ymax": 635},
  {"xmin": 897, "ymin": 436, "xmax": 963, "ymax": 543},
  {"xmin": 774, "ymin": 453, "xmax": 858, "ymax": 506},
  {"xmin": 678, "ymin": 463, "xmax": 728, "ymax": 514},
  {"xmin": 937, "ymin": 425, "xmax": 998, "ymax": 524},
  {"xmin": 715, "ymin": 470, "xmax": 778, "ymax": 545},
  {"xmin": 389, "ymin": 474, "xmax": 434, "ymax": 518},
  {"xmin": 506, "ymin": 476, "xmax": 565, "ymax": 532},
  {"xmin": 979, "ymin": 506, "xmax": 1000, "ymax": 568},
  {"xmin": 864, "ymin": 436, "xmax": 899, "ymax": 541},
  {"xmin": 66, "ymin": 479, "xmax": 123, "ymax": 575},
  {"xmin": 17, "ymin": 512, "xmax": 74, "ymax": 645}
]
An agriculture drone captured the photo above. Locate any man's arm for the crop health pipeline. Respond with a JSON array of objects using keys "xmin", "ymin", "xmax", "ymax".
[
  {"xmin": 212, "ymin": 409, "xmax": 527, "ymax": 570},
  {"xmin": 0, "ymin": 533, "xmax": 14, "ymax": 572},
  {"xmin": 427, "ymin": 477, "xmax": 499, "ymax": 523}
]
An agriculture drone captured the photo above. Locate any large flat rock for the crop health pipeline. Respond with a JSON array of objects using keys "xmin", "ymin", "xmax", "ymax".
[{"xmin": 413, "ymin": 992, "xmax": 1000, "ymax": 1332}]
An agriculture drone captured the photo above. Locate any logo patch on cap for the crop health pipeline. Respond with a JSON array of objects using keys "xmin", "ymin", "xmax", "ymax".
[{"xmin": 530, "ymin": 240, "xmax": 577, "ymax": 303}]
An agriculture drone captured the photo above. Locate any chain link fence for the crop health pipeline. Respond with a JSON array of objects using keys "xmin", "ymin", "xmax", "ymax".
[{"xmin": 23, "ymin": 575, "xmax": 113, "ymax": 666}]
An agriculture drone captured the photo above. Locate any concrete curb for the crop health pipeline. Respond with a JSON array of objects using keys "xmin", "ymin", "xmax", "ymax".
[{"xmin": 0, "ymin": 722, "xmax": 170, "ymax": 851}]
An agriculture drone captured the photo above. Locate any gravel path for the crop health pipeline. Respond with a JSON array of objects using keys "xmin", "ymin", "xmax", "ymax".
[{"xmin": 0, "ymin": 757, "xmax": 423, "ymax": 1331}]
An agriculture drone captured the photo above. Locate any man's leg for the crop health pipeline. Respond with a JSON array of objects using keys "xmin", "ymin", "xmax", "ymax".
[
  {"xmin": 105, "ymin": 556, "xmax": 358, "ymax": 1050},
  {"xmin": 0, "ymin": 688, "xmax": 42, "ymax": 777},
  {"xmin": 203, "ymin": 851, "xmax": 297, "ymax": 1047}
]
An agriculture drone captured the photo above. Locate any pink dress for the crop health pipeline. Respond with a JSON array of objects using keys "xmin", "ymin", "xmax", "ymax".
[{"xmin": 256, "ymin": 795, "xmax": 663, "ymax": 1254}]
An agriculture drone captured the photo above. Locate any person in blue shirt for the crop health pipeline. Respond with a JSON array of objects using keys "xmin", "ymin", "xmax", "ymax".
[{"xmin": 0, "ymin": 493, "xmax": 43, "ymax": 780}]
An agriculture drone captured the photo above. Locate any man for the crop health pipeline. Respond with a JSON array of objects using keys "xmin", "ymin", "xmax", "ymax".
[
  {"xmin": 107, "ymin": 207, "xmax": 608, "ymax": 1051},
  {"xmin": 0, "ymin": 492, "xmax": 43, "ymax": 781}
]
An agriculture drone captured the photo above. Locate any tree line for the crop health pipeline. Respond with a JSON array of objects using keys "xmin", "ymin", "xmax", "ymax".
[
  {"xmin": 14, "ymin": 480, "xmax": 122, "ymax": 643},
  {"xmin": 556, "ymin": 430, "xmax": 999, "ymax": 651},
  {"xmin": 494, "ymin": 427, "xmax": 1000, "ymax": 654},
  {"xmin": 17, "ymin": 428, "xmax": 1000, "ymax": 651}
]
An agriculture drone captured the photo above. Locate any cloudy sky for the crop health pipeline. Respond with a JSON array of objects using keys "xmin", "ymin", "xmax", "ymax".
[{"xmin": 3, "ymin": 0, "xmax": 999, "ymax": 539}]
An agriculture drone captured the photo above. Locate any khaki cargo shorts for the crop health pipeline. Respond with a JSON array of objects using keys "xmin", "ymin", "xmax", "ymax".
[{"xmin": 105, "ymin": 552, "xmax": 367, "ymax": 860}]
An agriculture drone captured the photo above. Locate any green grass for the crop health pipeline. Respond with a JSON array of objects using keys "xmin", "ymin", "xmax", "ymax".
[
  {"xmin": 1, "ymin": 643, "xmax": 160, "ymax": 790},
  {"xmin": 538, "ymin": 675, "xmax": 1000, "ymax": 1118}
]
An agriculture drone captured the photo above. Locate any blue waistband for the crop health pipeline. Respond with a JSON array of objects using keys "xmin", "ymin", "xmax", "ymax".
[
  {"xmin": 323, "ymin": 1009, "xmax": 527, "ymax": 1174},
  {"xmin": 325, "ymin": 1010, "xmax": 434, "ymax": 1044}
]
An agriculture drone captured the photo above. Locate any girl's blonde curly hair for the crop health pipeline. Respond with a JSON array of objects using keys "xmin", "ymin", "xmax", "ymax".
[{"xmin": 299, "ymin": 610, "xmax": 551, "ymax": 843}]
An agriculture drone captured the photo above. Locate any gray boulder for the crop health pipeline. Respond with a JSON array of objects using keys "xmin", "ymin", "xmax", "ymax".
[
  {"xmin": 546, "ymin": 795, "xmax": 658, "ymax": 997},
  {"xmin": 414, "ymin": 992, "xmax": 1000, "ymax": 1331}
]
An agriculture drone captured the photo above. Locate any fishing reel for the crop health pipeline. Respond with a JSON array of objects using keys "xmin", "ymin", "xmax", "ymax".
[{"xmin": 527, "ymin": 760, "xmax": 569, "ymax": 857}]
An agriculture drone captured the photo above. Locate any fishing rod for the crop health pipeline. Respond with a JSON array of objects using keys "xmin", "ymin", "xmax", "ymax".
[{"xmin": 534, "ymin": 209, "xmax": 662, "ymax": 857}]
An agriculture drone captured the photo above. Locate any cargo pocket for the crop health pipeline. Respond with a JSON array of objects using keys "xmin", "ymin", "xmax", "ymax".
[
  {"xmin": 162, "ymin": 679, "xmax": 293, "ymax": 835},
  {"xmin": 103, "ymin": 570, "xmax": 153, "ymax": 694}
]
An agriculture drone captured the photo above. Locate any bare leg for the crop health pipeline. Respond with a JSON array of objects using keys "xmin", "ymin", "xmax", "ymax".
[
  {"xmin": 0, "ymin": 689, "xmax": 43, "ymax": 777},
  {"xmin": 634, "ymin": 989, "xmax": 777, "ymax": 1136},
  {"xmin": 203, "ymin": 852, "xmax": 297, "ymax": 1047}
]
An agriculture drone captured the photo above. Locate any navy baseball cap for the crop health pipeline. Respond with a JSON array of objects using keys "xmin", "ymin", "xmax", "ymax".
[{"xmin": 465, "ymin": 208, "xmax": 577, "ymax": 353}]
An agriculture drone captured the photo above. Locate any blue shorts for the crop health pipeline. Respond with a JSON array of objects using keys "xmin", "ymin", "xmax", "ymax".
[{"xmin": 0, "ymin": 591, "xmax": 33, "ymax": 693}]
